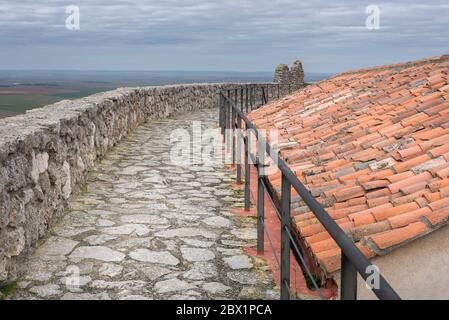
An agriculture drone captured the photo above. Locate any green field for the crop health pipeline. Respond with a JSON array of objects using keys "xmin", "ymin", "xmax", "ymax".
[
  {"xmin": 0, "ymin": 94, "xmax": 62, "ymax": 113},
  {"xmin": 48, "ymin": 87, "xmax": 114, "ymax": 100},
  {"xmin": 0, "ymin": 88, "xmax": 114, "ymax": 115}
]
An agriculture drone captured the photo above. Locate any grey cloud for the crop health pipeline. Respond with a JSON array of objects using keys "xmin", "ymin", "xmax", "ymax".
[{"xmin": 0, "ymin": 0, "xmax": 447, "ymax": 72}]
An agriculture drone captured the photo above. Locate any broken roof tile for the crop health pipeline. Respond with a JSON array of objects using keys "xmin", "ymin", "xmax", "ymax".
[
  {"xmin": 388, "ymin": 207, "xmax": 432, "ymax": 229},
  {"xmin": 420, "ymin": 207, "xmax": 449, "ymax": 227},
  {"xmin": 393, "ymin": 154, "xmax": 431, "ymax": 173},
  {"xmin": 350, "ymin": 220, "xmax": 391, "ymax": 241},
  {"xmin": 367, "ymin": 221, "xmax": 429, "ymax": 251}
]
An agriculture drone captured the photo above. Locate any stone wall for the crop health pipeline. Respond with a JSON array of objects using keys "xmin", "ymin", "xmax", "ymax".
[
  {"xmin": 0, "ymin": 82, "xmax": 285, "ymax": 281},
  {"xmin": 274, "ymin": 60, "xmax": 305, "ymax": 90}
]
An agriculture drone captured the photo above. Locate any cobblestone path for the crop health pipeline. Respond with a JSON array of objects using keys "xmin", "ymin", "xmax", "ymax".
[{"xmin": 11, "ymin": 108, "xmax": 278, "ymax": 300}]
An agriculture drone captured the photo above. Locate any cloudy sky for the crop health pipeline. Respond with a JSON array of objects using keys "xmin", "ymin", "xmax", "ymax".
[{"xmin": 0, "ymin": 0, "xmax": 448, "ymax": 73}]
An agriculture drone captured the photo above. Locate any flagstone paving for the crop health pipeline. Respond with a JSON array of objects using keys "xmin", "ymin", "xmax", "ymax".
[{"xmin": 10, "ymin": 108, "xmax": 278, "ymax": 300}]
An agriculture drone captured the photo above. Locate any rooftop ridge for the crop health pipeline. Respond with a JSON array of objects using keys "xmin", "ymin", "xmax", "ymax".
[{"xmin": 332, "ymin": 54, "xmax": 449, "ymax": 78}]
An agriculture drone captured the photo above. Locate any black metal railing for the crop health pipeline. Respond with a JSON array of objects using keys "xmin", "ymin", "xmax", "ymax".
[
  {"xmin": 218, "ymin": 86, "xmax": 401, "ymax": 300},
  {"xmin": 220, "ymin": 84, "xmax": 296, "ymax": 116}
]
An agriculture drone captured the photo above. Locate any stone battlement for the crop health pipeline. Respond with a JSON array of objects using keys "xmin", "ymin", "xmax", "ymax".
[{"xmin": 274, "ymin": 60, "xmax": 305, "ymax": 90}]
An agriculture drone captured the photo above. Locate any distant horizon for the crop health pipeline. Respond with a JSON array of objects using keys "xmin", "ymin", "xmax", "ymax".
[
  {"xmin": 0, "ymin": 69, "xmax": 332, "ymax": 75},
  {"xmin": 0, "ymin": 67, "xmax": 331, "ymax": 115},
  {"xmin": 0, "ymin": 69, "xmax": 274, "ymax": 74},
  {"xmin": 1, "ymin": 52, "xmax": 446, "ymax": 75}
]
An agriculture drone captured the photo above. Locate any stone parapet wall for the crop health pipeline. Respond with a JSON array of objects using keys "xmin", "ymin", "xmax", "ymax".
[{"xmin": 0, "ymin": 82, "xmax": 285, "ymax": 281}]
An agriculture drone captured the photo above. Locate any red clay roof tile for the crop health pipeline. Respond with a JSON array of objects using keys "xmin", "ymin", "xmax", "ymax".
[
  {"xmin": 350, "ymin": 220, "xmax": 391, "ymax": 241},
  {"xmin": 367, "ymin": 221, "xmax": 428, "ymax": 250},
  {"xmin": 421, "ymin": 207, "xmax": 449, "ymax": 227},
  {"xmin": 428, "ymin": 197, "xmax": 449, "ymax": 211},
  {"xmin": 429, "ymin": 143, "xmax": 449, "ymax": 157},
  {"xmin": 385, "ymin": 171, "xmax": 415, "ymax": 183},
  {"xmin": 393, "ymin": 155, "xmax": 431, "ymax": 173},
  {"xmin": 398, "ymin": 181, "xmax": 428, "ymax": 195},
  {"xmin": 388, "ymin": 207, "xmax": 432, "ymax": 229},
  {"xmin": 367, "ymin": 196, "xmax": 390, "ymax": 207},
  {"xmin": 333, "ymin": 186, "xmax": 365, "ymax": 202},
  {"xmin": 387, "ymin": 172, "xmax": 432, "ymax": 193},
  {"xmin": 309, "ymin": 238, "xmax": 339, "ymax": 253},
  {"xmin": 397, "ymin": 145, "xmax": 422, "ymax": 158},
  {"xmin": 392, "ymin": 189, "xmax": 430, "ymax": 206},
  {"xmin": 328, "ymin": 204, "xmax": 368, "ymax": 220},
  {"xmin": 436, "ymin": 166, "xmax": 449, "ymax": 179},
  {"xmin": 315, "ymin": 248, "xmax": 341, "ymax": 274},
  {"xmin": 372, "ymin": 202, "xmax": 420, "ymax": 221},
  {"xmin": 424, "ymin": 192, "xmax": 441, "ymax": 203},
  {"xmin": 440, "ymin": 186, "xmax": 449, "ymax": 198},
  {"xmin": 428, "ymin": 178, "xmax": 449, "ymax": 192},
  {"xmin": 306, "ymin": 231, "xmax": 332, "ymax": 244},
  {"xmin": 352, "ymin": 212, "xmax": 376, "ymax": 227},
  {"xmin": 356, "ymin": 243, "xmax": 376, "ymax": 259}
]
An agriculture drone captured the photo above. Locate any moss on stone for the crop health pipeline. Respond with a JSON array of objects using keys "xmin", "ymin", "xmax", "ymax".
[{"xmin": 0, "ymin": 280, "xmax": 18, "ymax": 300}]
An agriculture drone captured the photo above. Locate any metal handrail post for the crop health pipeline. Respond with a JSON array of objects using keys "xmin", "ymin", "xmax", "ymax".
[
  {"xmin": 261, "ymin": 87, "xmax": 265, "ymax": 105},
  {"xmin": 341, "ymin": 254, "xmax": 358, "ymax": 300},
  {"xmin": 236, "ymin": 113, "xmax": 242, "ymax": 184},
  {"xmin": 249, "ymin": 86, "xmax": 254, "ymax": 111},
  {"xmin": 257, "ymin": 135, "xmax": 265, "ymax": 254},
  {"xmin": 225, "ymin": 99, "xmax": 231, "ymax": 160},
  {"xmin": 219, "ymin": 94, "xmax": 223, "ymax": 133},
  {"xmin": 245, "ymin": 86, "xmax": 249, "ymax": 113},
  {"xmin": 281, "ymin": 173, "xmax": 291, "ymax": 300},
  {"xmin": 240, "ymin": 87, "xmax": 244, "ymax": 112},
  {"xmin": 244, "ymin": 128, "xmax": 251, "ymax": 211},
  {"xmin": 231, "ymin": 103, "xmax": 236, "ymax": 165}
]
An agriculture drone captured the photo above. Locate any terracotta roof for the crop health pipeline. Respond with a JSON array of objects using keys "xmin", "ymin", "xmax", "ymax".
[{"xmin": 248, "ymin": 55, "xmax": 449, "ymax": 276}]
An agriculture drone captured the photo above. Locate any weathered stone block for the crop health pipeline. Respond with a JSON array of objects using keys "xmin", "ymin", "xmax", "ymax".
[
  {"xmin": 5, "ymin": 227, "xmax": 25, "ymax": 258},
  {"xmin": 30, "ymin": 152, "xmax": 49, "ymax": 185}
]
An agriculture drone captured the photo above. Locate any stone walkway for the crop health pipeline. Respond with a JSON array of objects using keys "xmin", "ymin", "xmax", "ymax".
[{"xmin": 11, "ymin": 108, "xmax": 278, "ymax": 300}]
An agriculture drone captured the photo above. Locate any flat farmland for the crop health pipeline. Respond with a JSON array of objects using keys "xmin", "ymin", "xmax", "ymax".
[
  {"xmin": 0, "ymin": 70, "xmax": 329, "ymax": 119},
  {"xmin": 0, "ymin": 94, "xmax": 62, "ymax": 114}
]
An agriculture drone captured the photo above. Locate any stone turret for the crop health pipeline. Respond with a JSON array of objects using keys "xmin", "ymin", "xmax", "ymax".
[
  {"xmin": 274, "ymin": 64, "xmax": 291, "ymax": 85},
  {"xmin": 274, "ymin": 59, "xmax": 305, "ymax": 90},
  {"xmin": 290, "ymin": 60, "xmax": 304, "ymax": 88}
]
